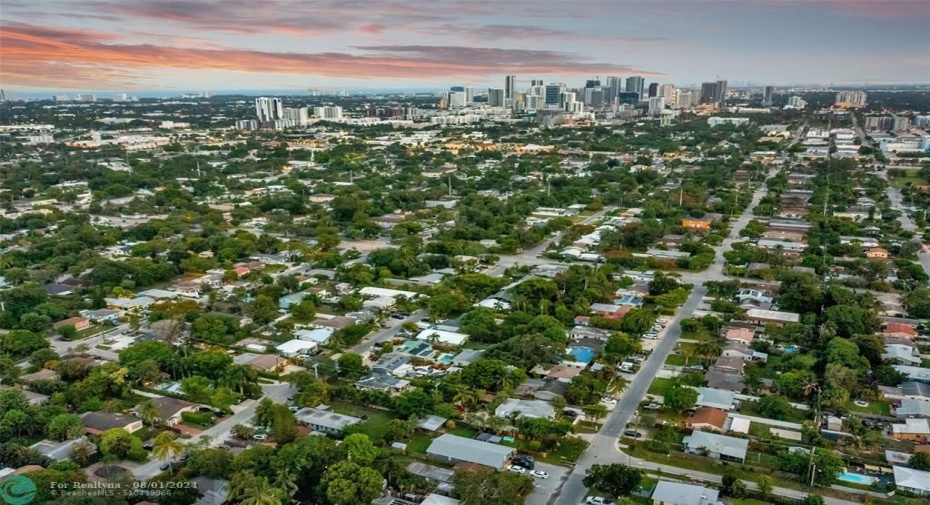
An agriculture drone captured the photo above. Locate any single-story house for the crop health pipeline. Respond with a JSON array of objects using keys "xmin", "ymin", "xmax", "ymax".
[
  {"xmin": 721, "ymin": 343, "xmax": 753, "ymax": 361},
  {"xmin": 312, "ymin": 316, "xmax": 356, "ymax": 330},
  {"xmin": 294, "ymin": 407, "xmax": 362, "ymax": 435},
  {"xmin": 495, "ymin": 398, "xmax": 555, "ymax": 420},
  {"xmin": 713, "ymin": 356, "xmax": 746, "ymax": 374},
  {"xmin": 745, "ymin": 308, "xmax": 800, "ymax": 326},
  {"xmin": 894, "ymin": 366, "xmax": 930, "ymax": 384},
  {"xmin": 0, "ymin": 386, "xmax": 49, "ymax": 405},
  {"xmin": 452, "ymin": 349, "xmax": 484, "ymax": 367},
  {"xmin": 896, "ymin": 399, "xmax": 930, "ymax": 419},
  {"xmin": 243, "ymin": 354, "xmax": 288, "ymax": 373},
  {"xmin": 893, "ymin": 465, "xmax": 930, "ymax": 496},
  {"xmin": 53, "ymin": 316, "xmax": 91, "ymax": 331},
  {"xmin": 80, "ymin": 412, "xmax": 143, "ymax": 436},
  {"xmin": 724, "ymin": 328, "xmax": 754, "ymax": 345},
  {"xmin": 651, "ymin": 481, "xmax": 720, "ymax": 505},
  {"xmin": 883, "ymin": 323, "xmax": 918, "ymax": 339},
  {"xmin": 147, "ymin": 396, "xmax": 198, "ymax": 426},
  {"xmin": 902, "ymin": 382, "xmax": 930, "ymax": 402},
  {"xmin": 406, "ymin": 461, "xmax": 454, "ymax": 484},
  {"xmin": 425, "ymin": 434, "xmax": 515, "ymax": 469},
  {"xmin": 82, "ymin": 309, "xmax": 120, "ymax": 324},
  {"xmin": 704, "ymin": 370, "xmax": 745, "ymax": 392},
  {"xmin": 44, "ymin": 283, "xmax": 75, "ymax": 296},
  {"xmin": 19, "ymin": 369, "xmax": 60, "ymax": 383},
  {"xmin": 683, "ymin": 431, "xmax": 749, "ymax": 462},
  {"xmin": 695, "ymin": 388, "xmax": 737, "ymax": 411},
  {"xmin": 415, "ymin": 329, "xmax": 468, "ymax": 346},
  {"xmin": 295, "ymin": 327, "xmax": 334, "ymax": 345},
  {"xmin": 106, "ymin": 296, "xmax": 156, "ymax": 311},
  {"xmin": 138, "ymin": 289, "xmax": 179, "ymax": 300},
  {"xmin": 279, "ymin": 291, "xmax": 309, "ymax": 310},
  {"xmin": 422, "ymin": 495, "xmax": 461, "ymax": 505},
  {"xmin": 416, "ymin": 416, "xmax": 448, "ymax": 433},
  {"xmin": 30, "ymin": 437, "xmax": 97, "ymax": 462},
  {"xmin": 882, "ymin": 344, "xmax": 921, "ymax": 365},
  {"xmin": 355, "ymin": 370, "xmax": 410, "ymax": 394},
  {"xmin": 892, "ymin": 418, "xmax": 930, "ymax": 442},
  {"xmin": 686, "ymin": 408, "xmax": 728, "ymax": 433},
  {"xmin": 276, "ymin": 339, "xmax": 318, "ymax": 358},
  {"xmin": 569, "ymin": 326, "xmax": 613, "ymax": 341}
]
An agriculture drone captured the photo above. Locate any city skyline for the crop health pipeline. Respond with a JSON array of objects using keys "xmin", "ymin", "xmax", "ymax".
[{"xmin": 1, "ymin": 0, "xmax": 929, "ymax": 92}]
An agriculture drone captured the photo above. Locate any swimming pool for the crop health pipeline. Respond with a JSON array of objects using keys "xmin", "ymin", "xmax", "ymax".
[
  {"xmin": 783, "ymin": 345, "xmax": 799, "ymax": 353},
  {"xmin": 569, "ymin": 346, "xmax": 596, "ymax": 364},
  {"xmin": 437, "ymin": 353, "xmax": 454, "ymax": 365},
  {"xmin": 838, "ymin": 472, "xmax": 875, "ymax": 485}
]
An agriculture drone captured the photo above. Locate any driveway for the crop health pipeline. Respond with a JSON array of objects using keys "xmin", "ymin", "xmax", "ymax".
[{"xmin": 525, "ymin": 461, "xmax": 568, "ymax": 505}]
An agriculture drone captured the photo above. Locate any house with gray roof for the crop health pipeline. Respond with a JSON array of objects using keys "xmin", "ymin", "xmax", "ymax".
[
  {"xmin": 651, "ymin": 481, "xmax": 720, "ymax": 505},
  {"xmin": 426, "ymin": 434, "xmax": 515, "ymax": 469},
  {"xmin": 683, "ymin": 431, "xmax": 749, "ymax": 462},
  {"xmin": 896, "ymin": 399, "xmax": 930, "ymax": 419},
  {"xmin": 30, "ymin": 437, "xmax": 97, "ymax": 462},
  {"xmin": 355, "ymin": 370, "xmax": 410, "ymax": 395},
  {"xmin": 902, "ymin": 381, "xmax": 930, "ymax": 400},
  {"xmin": 695, "ymin": 387, "xmax": 737, "ymax": 411},
  {"xmin": 893, "ymin": 465, "xmax": 930, "ymax": 496},
  {"xmin": 294, "ymin": 407, "xmax": 362, "ymax": 435},
  {"xmin": 495, "ymin": 398, "xmax": 555, "ymax": 420}
]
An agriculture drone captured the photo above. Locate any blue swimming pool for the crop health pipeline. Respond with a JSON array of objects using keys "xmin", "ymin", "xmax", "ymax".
[
  {"xmin": 569, "ymin": 346, "xmax": 596, "ymax": 364},
  {"xmin": 783, "ymin": 345, "xmax": 799, "ymax": 353},
  {"xmin": 838, "ymin": 472, "xmax": 875, "ymax": 485}
]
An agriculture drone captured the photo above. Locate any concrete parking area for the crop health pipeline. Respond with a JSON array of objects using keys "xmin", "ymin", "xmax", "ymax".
[{"xmin": 526, "ymin": 461, "xmax": 569, "ymax": 505}]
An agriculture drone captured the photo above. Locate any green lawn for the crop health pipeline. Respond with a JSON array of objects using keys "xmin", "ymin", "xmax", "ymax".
[
  {"xmin": 648, "ymin": 378, "xmax": 677, "ymax": 396},
  {"xmin": 891, "ymin": 170, "xmax": 927, "ymax": 189},
  {"xmin": 329, "ymin": 402, "xmax": 398, "ymax": 441},
  {"xmin": 844, "ymin": 400, "xmax": 891, "ymax": 416},
  {"xmin": 407, "ymin": 433, "xmax": 433, "ymax": 454},
  {"xmin": 665, "ymin": 343, "xmax": 698, "ymax": 366},
  {"xmin": 740, "ymin": 400, "xmax": 812, "ymax": 424}
]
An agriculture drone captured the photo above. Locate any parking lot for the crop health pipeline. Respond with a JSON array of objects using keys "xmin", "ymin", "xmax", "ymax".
[{"xmin": 525, "ymin": 461, "xmax": 569, "ymax": 505}]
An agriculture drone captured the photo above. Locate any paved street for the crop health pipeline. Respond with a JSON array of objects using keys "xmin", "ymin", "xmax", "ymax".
[
  {"xmin": 131, "ymin": 381, "xmax": 295, "ymax": 480},
  {"xmin": 553, "ymin": 167, "xmax": 776, "ymax": 505},
  {"xmin": 351, "ymin": 309, "xmax": 428, "ymax": 358},
  {"xmin": 525, "ymin": 462, "xmax": 569, "ymax": 505}
]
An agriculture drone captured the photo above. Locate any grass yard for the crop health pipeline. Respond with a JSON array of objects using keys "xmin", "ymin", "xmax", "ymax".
[
  {"xmin": 648, "ymin": 378, "xmax": 677, "ymax": 396},
  {"xmin": 407, "ymin": 433, "xmax": 433, "ymax": 454},
  {"xmin": 844, "ymin": 400, "xmax": 891, "ymax": 416},
  {"xmin": 740, "ymin": 400, "xmax": 812, "ymax": 424},
  {"xmin": 329, "ymin": 402, "xmax": 398, "ymax": 442},
  {"xmin": 891, "ymin": 170, "xmax": 927, "ymax": 189},
  {"xmin": 748, "ymin": 422, "xmax": 772, "ymax": 439},
  {"xmin": 665, "ymin": 343, "xmax": 698, "ymax": 366}
]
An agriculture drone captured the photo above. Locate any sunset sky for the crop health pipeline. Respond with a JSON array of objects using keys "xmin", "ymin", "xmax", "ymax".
[{"xmin": 1, "ymin": 0, "xmax": 928, "ymax": 93}]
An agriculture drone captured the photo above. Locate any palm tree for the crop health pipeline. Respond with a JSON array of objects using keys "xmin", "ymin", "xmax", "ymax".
[
  {"xmin": 137, "ymin": 400, "xmax": 159, "ymax": 427},
  {"xmin": 485, "ymin": 415, "xmax": 506, "ymax": 435},
  {"xmin": 682, "ymin": 345, "xmax": 698, "ymax": 366},
  {"xmin": 453, "ymin": 387, "xmax": 479, "ymax": 410},
  {"xmin": 272, "ymin": 467, "xmax": 298, "ymax": 499},
  {"xmin": 221, "ymin": 365, "xmax": 255, "ymax": 395},
  {"xmin": 606, "ymin": 377, "xmax": 628, "ymax": 397},
  {"xmin": 152, "ymin": 432, "xmax": 183, "ymax": 473},
  {"xmin": 696, "ymin": 341, "xmax": 722, "ymax": 364}
]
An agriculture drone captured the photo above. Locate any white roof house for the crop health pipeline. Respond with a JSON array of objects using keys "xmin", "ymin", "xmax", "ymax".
[
  {"xmin": 745, "ymin": 308, "xmax": 800, "ymax": 324},
  {"xmin": 276, "ymin": 339, "xmax": 317, "ymax": 357},
  {"xmin": 295, "ymin": 327, "xmax": 334, "ymax": 344},
  {"xmin": 415, "ymin": 329, "xmax": 468, "ymax": 346},
  {"xmin": 882, "ymin": 344, "xmax": 921, "ymax": 365},
  {"xmin": 695, "ymin": 387, "xmax": 736, "ymax": 411},
  {"xmin": 896, "ymin": 398, "xmax": 930, "ymax": 419},
  {"xmin": 426, "ymin": 434, "xmax": 514, "ymax": 469},
  {"xmin": 359, "ymin": 286, "xmax": 417, "ymax": 299},
  {"xmin": 683, "ymin": 432, "xmax": 749, "ymax": 462},
  {"xmin": 893, "ymin": 465, "xmax": 930, "ymax": 496},
  {"xmin": 495, "ymin": 399, "xmax": 555, "ymax": 420},
  {"xmin": 651, "ymin": 481, "xmax": 720, "ymax": 505}
]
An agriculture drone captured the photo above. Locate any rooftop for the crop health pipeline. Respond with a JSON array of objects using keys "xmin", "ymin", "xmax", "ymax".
[
  {"xmin": 425, "ymin": 434, "xmax": 514, "ymax": 469},
  {"xmin": 651, "ymin": 481, "xmax": 720, "ymax": 505}
]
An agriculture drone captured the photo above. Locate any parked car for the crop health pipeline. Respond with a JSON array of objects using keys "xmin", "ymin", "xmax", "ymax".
[
  {"xmin": 288, "ymin": 406, "xmax": 300, "ymax": 412},
  {"xmin": 508, "ymin": 465, "xmax": 526, "ymax": 474},
  {"xmin": 531, "ymin": 470, "xmax": 549, "ymax": 479},
  {"xmin": 601, "ymin": 397, "xmax": 617, "ymax": 404},
  {"xmin": 623, "ymin": 430, "xmax": 643, "ymax": 438},
  {"xmin": 644, "ymin": 403, "xmax": 662, "ymax": 410},
  {"xmin": 512, "ymin": 456, "xmax": 535, "ymax": 469},
  {"xmin": 586, "ymin": 497, "xmax": 614, "ymax": 505},
  {"xmin": 253, "ymin": 434, "xmax": 268, "ymax": 441},
  {"xmin": 562, "ymin": 409, "xmax": 579, "ymax": 417},
  {"xmin": 159, "ymin": 463, "xmax": 171, "ymax": 472}
]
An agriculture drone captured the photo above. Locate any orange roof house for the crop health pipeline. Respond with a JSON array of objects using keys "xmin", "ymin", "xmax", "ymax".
[
  {"xmin": 682, "ymin": 219, "xmax": 712, "ymax": 231},
  {"xmin": 686, "ymin": 407, "xmax": 728, "ymax": 432}
]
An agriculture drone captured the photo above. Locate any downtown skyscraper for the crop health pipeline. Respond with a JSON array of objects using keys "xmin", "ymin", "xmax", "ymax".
[{"xmin": 625, "ymin": 76, "xmax": 645, "ymax": 98}]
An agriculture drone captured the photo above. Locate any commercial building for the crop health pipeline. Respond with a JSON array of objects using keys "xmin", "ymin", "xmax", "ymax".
[
  {"xmin": 313, "ymin": 105, "xmax": 343, "ymax": 120},
  {"xmin": 787, "ymin": 96, "xmax": 807, "ymax": 108},
  {"xmin": 648, "ymin": 82, "xmax": 659, "ymax": 97},
  {"xmin": 648, "ymin": 97, "xmax": 665, "ymax": 115},
  {"xmin": 835, "ymin": 90, "xmax": 867, "ymax": 108},
  {"xmin": 625, "ymin": 76, "xmax": 645, "ymax": 98},
  {"xmin": 762, "ymin": 86, "xmax": 775, "ymax": 106},
  {"xmin": 544, "ymin": 84, "xmax": 564, "ymax": 106},
  {"xmin": 488, "ymin": 88, "xmax": 505, "ymax": 107},
  {"xmin": 504, "ymin": 75, "xmax": 516, "ymax": 105},
  {"xmin": 707, "ymin": 117, "xmax": 749, "ymax": 127}
]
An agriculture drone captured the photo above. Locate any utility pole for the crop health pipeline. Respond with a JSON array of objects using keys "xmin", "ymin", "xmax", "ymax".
[{"xmin": 679, "ymin": 187, "xmax": 683, "ymax": 207}]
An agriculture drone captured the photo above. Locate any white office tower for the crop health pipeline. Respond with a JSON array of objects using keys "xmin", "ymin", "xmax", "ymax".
[
  {"xmin": 677, "ymin": 90, "xmax": 695, "ymax": 108},
  {"xmin": 524, "ymin": 95, "xmax": 543, "ymax": 111},
  {"xmin": 255, "ymin": 97, "xmax": 283, "ymax": 123},
  {"xmin": 606, "ymin": 76, "xmax": 622, "ymax": 104},
  {"xmin": 787, "ymin": 96, "xmax": 807, "ymax": 108},
  {"xmin": 113, "ymin": 93, "xmax": 129, "ymax": 102},
  {"xmin": 488, "ymin": 88, "xmax": 505, "ymax": 107},
  {"xmin": 448, "ymin": 91, "xmax": 467, "ymax": 109},
  {"xmin": 648, "ymin": 96, "xmax": 665, "ymax": 115},
  {"xmin": 77, "ymin": 94, "xmax": 97, "ymax": 102},
  {"xmin": 283, "ymin": 107, "xmax": 310, "ymax": 126},
  {"xmin": 313, "ymin": 105, "xmax": 343, "ymax": 119}
]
